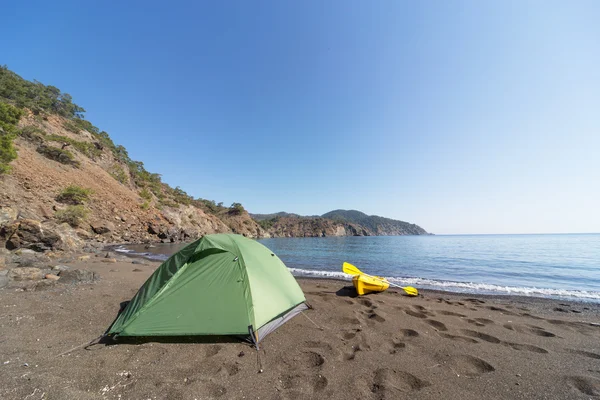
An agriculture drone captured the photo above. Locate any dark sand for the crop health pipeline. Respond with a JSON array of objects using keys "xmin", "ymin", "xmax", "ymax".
[{"xmin": 1, "ymin": 258, "xmax": 600, "ymax": 399}]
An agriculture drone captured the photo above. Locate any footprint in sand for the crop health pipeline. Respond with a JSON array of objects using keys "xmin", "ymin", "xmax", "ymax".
[
  {"xmin": 388, "ymin": 339, "xmax": 407, "ymax": 354},
  {"xmin": 405, "ymin": 309, "xmax": 429, "ymax": 319},
  {"xmin": 503, "ymin": 323, "xmax": 556, "ymax": 338},
  {"xmin": 312, "ymin": 374, "xmax": 328, "ymax": 392},
  {"xmin": 460, "ymin": 329, "xmax": 501, "ymax": 343},
  {"xmin": 300, "ymin": 351, "xmax": 325, "ymax": 367},
  {"xmin": 486, "ymin": 306, "xmax": 519, "ymax": 316},
  {"xmin": 217, "ymin": 362, "xmax": 241, "ymax": 376},
  {"xmin": 205, "ymin": 344, "xmax": 222, "ymax": 357},
  {"xmin": 547, "ymin": 319, "xmax": 600, "ymax": 337},
  {"xmin": 371, "ymin": 368, "xmax": 430, "ymax": 394},
  {"xmin": 567, "ymin": 349, "xmax": 600, "ymax": 360},
  {"xmin": 367, "ymin": 312, "xmax": 386, "ymax": 323},
  {"xmin": 467, "ymin": 318, "xmax": 494, "ymax": 327},
  {"xmin": 359, "ymin": 298, "xmax": 375, "ymax": 308},
  {"xmin": 424, "ymin": 319, "xmax": 448, "ymax": 331},
  {"xmin": 345, "ymin": 343, "xmax": 368, "ymax": 361},
  {"xmin": 464, "ymin": 298, "xmax": 486, "ymax": 304},
  {"xmin": 278, "ymin": 373, "xmax": 304, "ymax": 390},
  {"xmin": 520, "ymin": 312, "xmax": 545, "ymax": 320},
  {"xmin": 341, "ymin": 329, "xmax": 359, "ymax": 340},
  {"xmin": 567, "ymin": 376, "xmax": 600, "ymax": 396},
  {"xmin": 344, "ymin": 332, "xmax": 371, "ymax": 360},
  {"xmin": 466, "ymin": 319, "xmax": 486, "ymax": 327},
  {"xmin": 503, "ymin": 342, "xmax": 548, "ymax": 354},
  {"xmin": 445, "ymin": 355, "xmax": 495, "ymax": 377},
  {"xmin": 439, "ymin": 333, "xmax": 479, "ymax": 344},
  {"xmin": 438, "ymin": 310, "xmax": 467, "ymax": 317},
  {"xmin": 400, "ymin": 329, "xmax": 420, "ymax": 338}
]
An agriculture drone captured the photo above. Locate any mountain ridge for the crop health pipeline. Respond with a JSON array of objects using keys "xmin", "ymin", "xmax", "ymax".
[{"xmin": 251, "ymin": 209, "xmax": 428, "ymax": 237}]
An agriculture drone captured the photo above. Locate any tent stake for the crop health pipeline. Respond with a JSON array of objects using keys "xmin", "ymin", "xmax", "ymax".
[{"xmin": 301, "ymin": 311, "xmax": 323, "ymax": 331}]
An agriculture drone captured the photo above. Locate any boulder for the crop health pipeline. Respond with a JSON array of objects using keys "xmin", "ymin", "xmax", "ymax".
[
  {"xmin": 58, "ymin": 269, "xmax": 96, "ymax": 283},
  {"xmin": 16, "ymin": 249, "xmax": 37, "ymax": 255},
  {"xmin": 9, "ymin": 267, "xmax": 44, "ymax": 281},
  {"xmin": 1, "ymin": 219, "xmax": 63, "ymax": 252},
  {"xmin": 75, "ymin": 228, "xmax": 92, "ymax": 240},
  {"xmin": 53, "ymin": 223, "xmax": 85, "ymax": 252},
  {"xmin": 52, "ymin": 265, "xmax": 70, "ymax": 272},
  {"xmin": 101, "ymin": 258, "xmax": 117, "ymax": 263},
  {"xmin": 0, "ymin": 206, "xmax": 18, "ymax": 226},
  {"xmin": 35, "ymin": 279, "xmax": 58, "ymax": 290},
  {"xmin": 147, "ymin": 223, "xmax": 163, "ymax": 235},
  {"xmin": 45, "ymin": 274, "xmax": 60, "ymax": 281},
  {"xmin": 90, "ymin": 221, "xmax": 115, "ymax": 235}
]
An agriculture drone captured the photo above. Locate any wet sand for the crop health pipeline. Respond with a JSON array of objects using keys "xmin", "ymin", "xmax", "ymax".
[{"xmin": 1, "ymin": 258, "xmax": 600, "ymax": 399}]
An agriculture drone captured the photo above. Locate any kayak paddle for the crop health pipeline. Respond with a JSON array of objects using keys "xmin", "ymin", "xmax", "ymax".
[{"xmin": 342, "ymin": 262, "xmax": 418, "ymax": 297}]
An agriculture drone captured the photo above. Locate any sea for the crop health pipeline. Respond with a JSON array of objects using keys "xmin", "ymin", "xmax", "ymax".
[{"xmin": 115, "ymin": 234, "xmax": 600, "ymax": 303}]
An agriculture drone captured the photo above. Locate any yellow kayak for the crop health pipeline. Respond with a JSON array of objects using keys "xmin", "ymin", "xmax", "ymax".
[{"xmin": 352, "ymin": 274, "xmax": 389, "ymax": 296}]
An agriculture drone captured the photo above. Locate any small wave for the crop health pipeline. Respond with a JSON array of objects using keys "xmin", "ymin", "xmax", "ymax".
[
  {"xmin": 288, "ymin": 268, "xmax": 600, "ymax": 301},
  {"xmin": 113, "ymin": 246, "xmax": 169, "ymax": 261},
  {"xmin": 114, "ymin": 247, "xmax": 135, "ymax": 253},
  {"xmin": 288, "ymin": 268, "xmax": 353, "ymax": 280},
  {"xmin": 109, "ymin": 248, "xmax": 600, "ymax": 302}
]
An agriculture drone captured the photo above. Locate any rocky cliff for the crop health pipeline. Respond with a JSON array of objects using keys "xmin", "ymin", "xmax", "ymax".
[
  {"xmin": 253, "ymin": 210, "xmax": 428, "ymax": 237},
  {"xmin": 0, "ymin": 112, "xmax": 265, "ymax": 253},
  {"xmin": 263, "ymin": 217, "xmax": 369, "ymax": 238},
  {"xmin": 0, "ymin": 66, "xmax": 266, "ymax": 253}
]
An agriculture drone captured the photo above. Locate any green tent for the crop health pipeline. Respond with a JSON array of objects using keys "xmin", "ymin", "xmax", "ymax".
[{"xmin": 108, "ymin": 234, "xmax": 307, "ymax": 345}]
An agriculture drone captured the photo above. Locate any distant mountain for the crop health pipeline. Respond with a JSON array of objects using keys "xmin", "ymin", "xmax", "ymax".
[
  {"xmin": 251, "ymin": 212, "xmax": 310, "ymax": 221},
  {"xmin": 322, "ymin": 210, "xmax": 428, "ymax": 236},
  {"xmin": 251, "ymin": 209, "xmax": 428, "ymax": 237}
]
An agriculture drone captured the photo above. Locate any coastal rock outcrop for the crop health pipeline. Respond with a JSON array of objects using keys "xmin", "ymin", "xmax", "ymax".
[{"xmin": 8, "ymin": 267, "xmax": 44, "ymax": 281}]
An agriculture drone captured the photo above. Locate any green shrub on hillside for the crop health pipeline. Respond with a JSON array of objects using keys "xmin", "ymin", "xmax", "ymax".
[
  {"xmin": 56, "ymin": 185, "xmax": 93, "ymax": 204},
  {"xmin": 229, "ymin": 202, "xmax": 245, "ymax": 215},
  {"xmin": 20, "ymin": 126, "xmax": 45, "ymax": 142},
  {"xmin": 0, "ymin": 131, "xmax": 18, "ymax": 174},
  {"xmin": 63, "ymin": 120, "xmax": 80, "ymax": 133},
  {"xmin": 169, "ymin": 186, "xmax": 192, "ymax": 205},
  {"xmin": 257, "ymin": 217, "xmax": 279, "ymax": 230},
  {"xmin": 55, "ymin": 205, "xmax": 89, "ymax": 227},
  {"xmin": 36, "ymin": 144, "xmax": 79, "ymax": 166},
  {"xmin": 159, "ymin": 199, "xmax": 178, "ymax": 208},
  {"xmin": 140, "ymin": 201, "xmax": 150, "ymax": 210},
  {"xmin": 0, "ymin": 66, "xmax": 85, "ymax": 118},
  {"xmin": 0, "ymin": 66, "xmax": 245, "ymax": 216},
  {"xmin": 109, "ymin": 165, "xmax": 128, "ymax": 184},
  {"xmin": 139, "ymin": 187, "xmax": 152, "ymax": 201},
  {"xmin": 0, "ymin": 102, "xmax": 24, "ymax": 174},
  {"xmin": 192, "ymin": 198, "xmax": 227, "ymax": 215},
  {"xmin": 46, "ymin": 134, "xmax": 102, "ymax": 159}
]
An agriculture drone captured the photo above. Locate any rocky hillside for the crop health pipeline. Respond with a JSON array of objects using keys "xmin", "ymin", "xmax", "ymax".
[
  {"xmin": 259, "ymin": 216, "xmax": 369, "ymax": 238},
  {"xmin": 322, "ymin": 209, "xmax": 428, "ymax": 235},
  {"xmin": 253, "ymin": 210, "xmax": 428, "ymax": 237},
  {"xmin": 0, "ymin": 67, "xmax": 265, "ymax": 254},
  {"xmin": 0, "ymin": 66, "xmax": 428, "ymax": 255}
]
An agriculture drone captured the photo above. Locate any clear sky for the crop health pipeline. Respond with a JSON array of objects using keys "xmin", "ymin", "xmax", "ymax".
[{"xmin": 2, "ymin": 1, "xmax": 599, "ymax": 234}]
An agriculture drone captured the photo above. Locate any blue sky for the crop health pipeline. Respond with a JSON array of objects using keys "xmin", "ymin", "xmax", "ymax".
[{"xmin": 2, "ymin": 1, "xmax": 599, "ymax": 234}]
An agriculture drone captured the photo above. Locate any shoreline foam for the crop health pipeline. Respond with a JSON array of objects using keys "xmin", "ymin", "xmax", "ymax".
[{"xmin": 113, "ymin": 245, "xmax": 600, "ymax": 302}]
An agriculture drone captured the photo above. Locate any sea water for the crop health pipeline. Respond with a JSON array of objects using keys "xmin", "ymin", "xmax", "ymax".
[{"xmin": 115, "ymin": 234, "xmax": 600, "ymax": 302}]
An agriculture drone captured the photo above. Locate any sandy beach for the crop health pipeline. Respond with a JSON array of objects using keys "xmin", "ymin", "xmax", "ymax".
[{"xmin": 1, "ymin": 257, "xmax": 600, "ymax": 400}]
